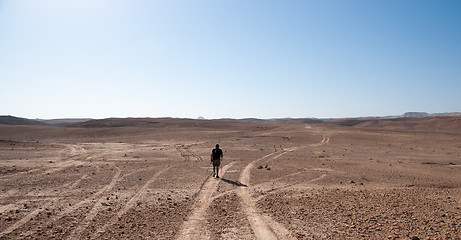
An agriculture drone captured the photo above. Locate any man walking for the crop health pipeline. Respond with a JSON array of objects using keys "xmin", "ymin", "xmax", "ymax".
[{"xmin": 211, "ymin": 144, "xmax": 223, "ymax": 178}]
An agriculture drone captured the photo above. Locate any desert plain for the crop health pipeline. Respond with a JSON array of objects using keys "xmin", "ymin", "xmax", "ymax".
[{"xmin": 0, "ymin": 117, "xmax": 460, "ymax": 239}]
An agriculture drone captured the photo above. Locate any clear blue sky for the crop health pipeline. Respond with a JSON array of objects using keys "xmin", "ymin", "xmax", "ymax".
[{"xmin": 1, "ymin": 0, "xmax": 460, "ymax": 119}]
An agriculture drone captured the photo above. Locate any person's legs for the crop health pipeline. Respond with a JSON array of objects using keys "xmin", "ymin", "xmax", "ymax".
[{"xmin": 212, "ymin": 160, "xmax": 220, "ymax": 178}]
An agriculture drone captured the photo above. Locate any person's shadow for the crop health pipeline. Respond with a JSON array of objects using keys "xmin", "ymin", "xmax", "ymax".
[{"xmin": 220, "ymin": 178, "xmax": 247, "ymax": 187}]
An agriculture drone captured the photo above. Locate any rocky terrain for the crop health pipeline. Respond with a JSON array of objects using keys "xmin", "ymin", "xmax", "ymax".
[{"xmin": 0, "ymin": 117, "xmax": 460, "ymax": 239}]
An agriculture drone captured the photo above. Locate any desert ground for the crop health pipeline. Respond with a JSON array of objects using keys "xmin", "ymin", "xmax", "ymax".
[{"xmin": 0, "ymin": 117, "xmax": 460, "ymax": 239}]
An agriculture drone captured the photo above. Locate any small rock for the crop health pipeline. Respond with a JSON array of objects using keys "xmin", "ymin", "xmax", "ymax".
[{"xmin": 257, "ymin": 165, "xmax": 263, "ymax": 169}]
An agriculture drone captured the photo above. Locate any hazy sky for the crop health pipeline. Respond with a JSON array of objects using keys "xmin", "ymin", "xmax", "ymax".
[{"xmin": 1, "ymin": 0, "xmax": 460, "ymax": 119}]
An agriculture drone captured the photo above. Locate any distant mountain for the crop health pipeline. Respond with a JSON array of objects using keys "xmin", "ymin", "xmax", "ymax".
[
  {"xmin": 0, "ymin": 116, "xmax": 47, "ymax": 126},
  {"xmin": 401, "ymin": 112, "xmax": 429, "ymax": 118},
  {"xmin": 402, "ymin": 112, "xmax": 461, "ymax": 118}
]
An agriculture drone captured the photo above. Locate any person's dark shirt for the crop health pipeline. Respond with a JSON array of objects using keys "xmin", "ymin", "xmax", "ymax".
[{"xmin": 212, "ymin": 148, "xmax": 223, "ymax": 160}]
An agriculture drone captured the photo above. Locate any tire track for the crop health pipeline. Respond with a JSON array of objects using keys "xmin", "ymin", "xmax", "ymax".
[
  {"xmin": 92, "ymin": 166, "xmax": 172, "ymax": 238},
  {"xmin": 205, "ymin": 167, "xmax": 333, "ymax": 203},
  {"xmin": 0, "ymin": 173, "xmax": 90, "ymax": 238},
  {"xmin": 253, "ymin": 170, "xmax": 331, "ymax": 202},
  {"xmin": 238, "ymin": 151, "xmax": 296, "ymax": 240},
  {"xmin": 187, "ymin": 147, "xmax": 203, "ymax": 161},
  {"xmin": 175, "ymin": 144, "xmax": 203, "ymax": 161},
  {"xmin": 0, "ymin": 144, "xmax": 87, "ymax": 179},
  {"xmin": 43, "ymin": 145, "xmax": 88, "ymax": 175},
  {"xmin": 0, "ymin": 144, "xmax": 93, "ymax": 238},
  {"xmin": 67, "ymin": 166, "xmax": 122, "ymax": 239},
  {"xmin": 0, "ymin": 198, "xmax": 57, "ymax": 237},
  {"xmin": 176, "ymin": 162, "xmax": 235, "ymax": 240},
  {"xmin": 39, "ymin": 164, "xmax": 115, "ymax": 224},
  {"xmin": 14, "ymin": 163, "xmax": 131, "ymax": 238},
  {"xmin": 236, "ymin": 136, "xmax": 330, "ymax": 239}
]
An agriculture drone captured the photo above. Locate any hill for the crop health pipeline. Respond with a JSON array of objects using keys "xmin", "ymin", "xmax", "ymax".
[
  {"xmin": 330, "ymin": 116, "xmax": 461, "ymax": 133},
  {"xmin": 0, "ymin": 116, "xmax": 47, "ymax": 126},
  {"xmin": 37, "ymin": 118, "xmax": 92, "ymax": 127},
  {"xmin": 70, "ymin": 117, "xmax": 273, "ymax": 131},
  {"xmin": 232, "ymin": 118, "xmax": 324, "ymax": 124}
]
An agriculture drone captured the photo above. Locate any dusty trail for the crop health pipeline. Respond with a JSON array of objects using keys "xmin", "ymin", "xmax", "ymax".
[
  {"xmin": 236, "ymin": 136, "xmax": 330, "ymax": 240},
  {"xmin": 237, "ymin": 151, "xmax": 296, "ymax": 240},
  {"xmin": 176, "ymin": 162, "xmax": 235, "ymax": 240}
]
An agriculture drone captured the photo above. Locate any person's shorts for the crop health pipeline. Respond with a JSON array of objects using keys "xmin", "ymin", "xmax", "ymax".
[{"xmin": 212, "ymin": 159, "xmax": 221, "ymax": 166}]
